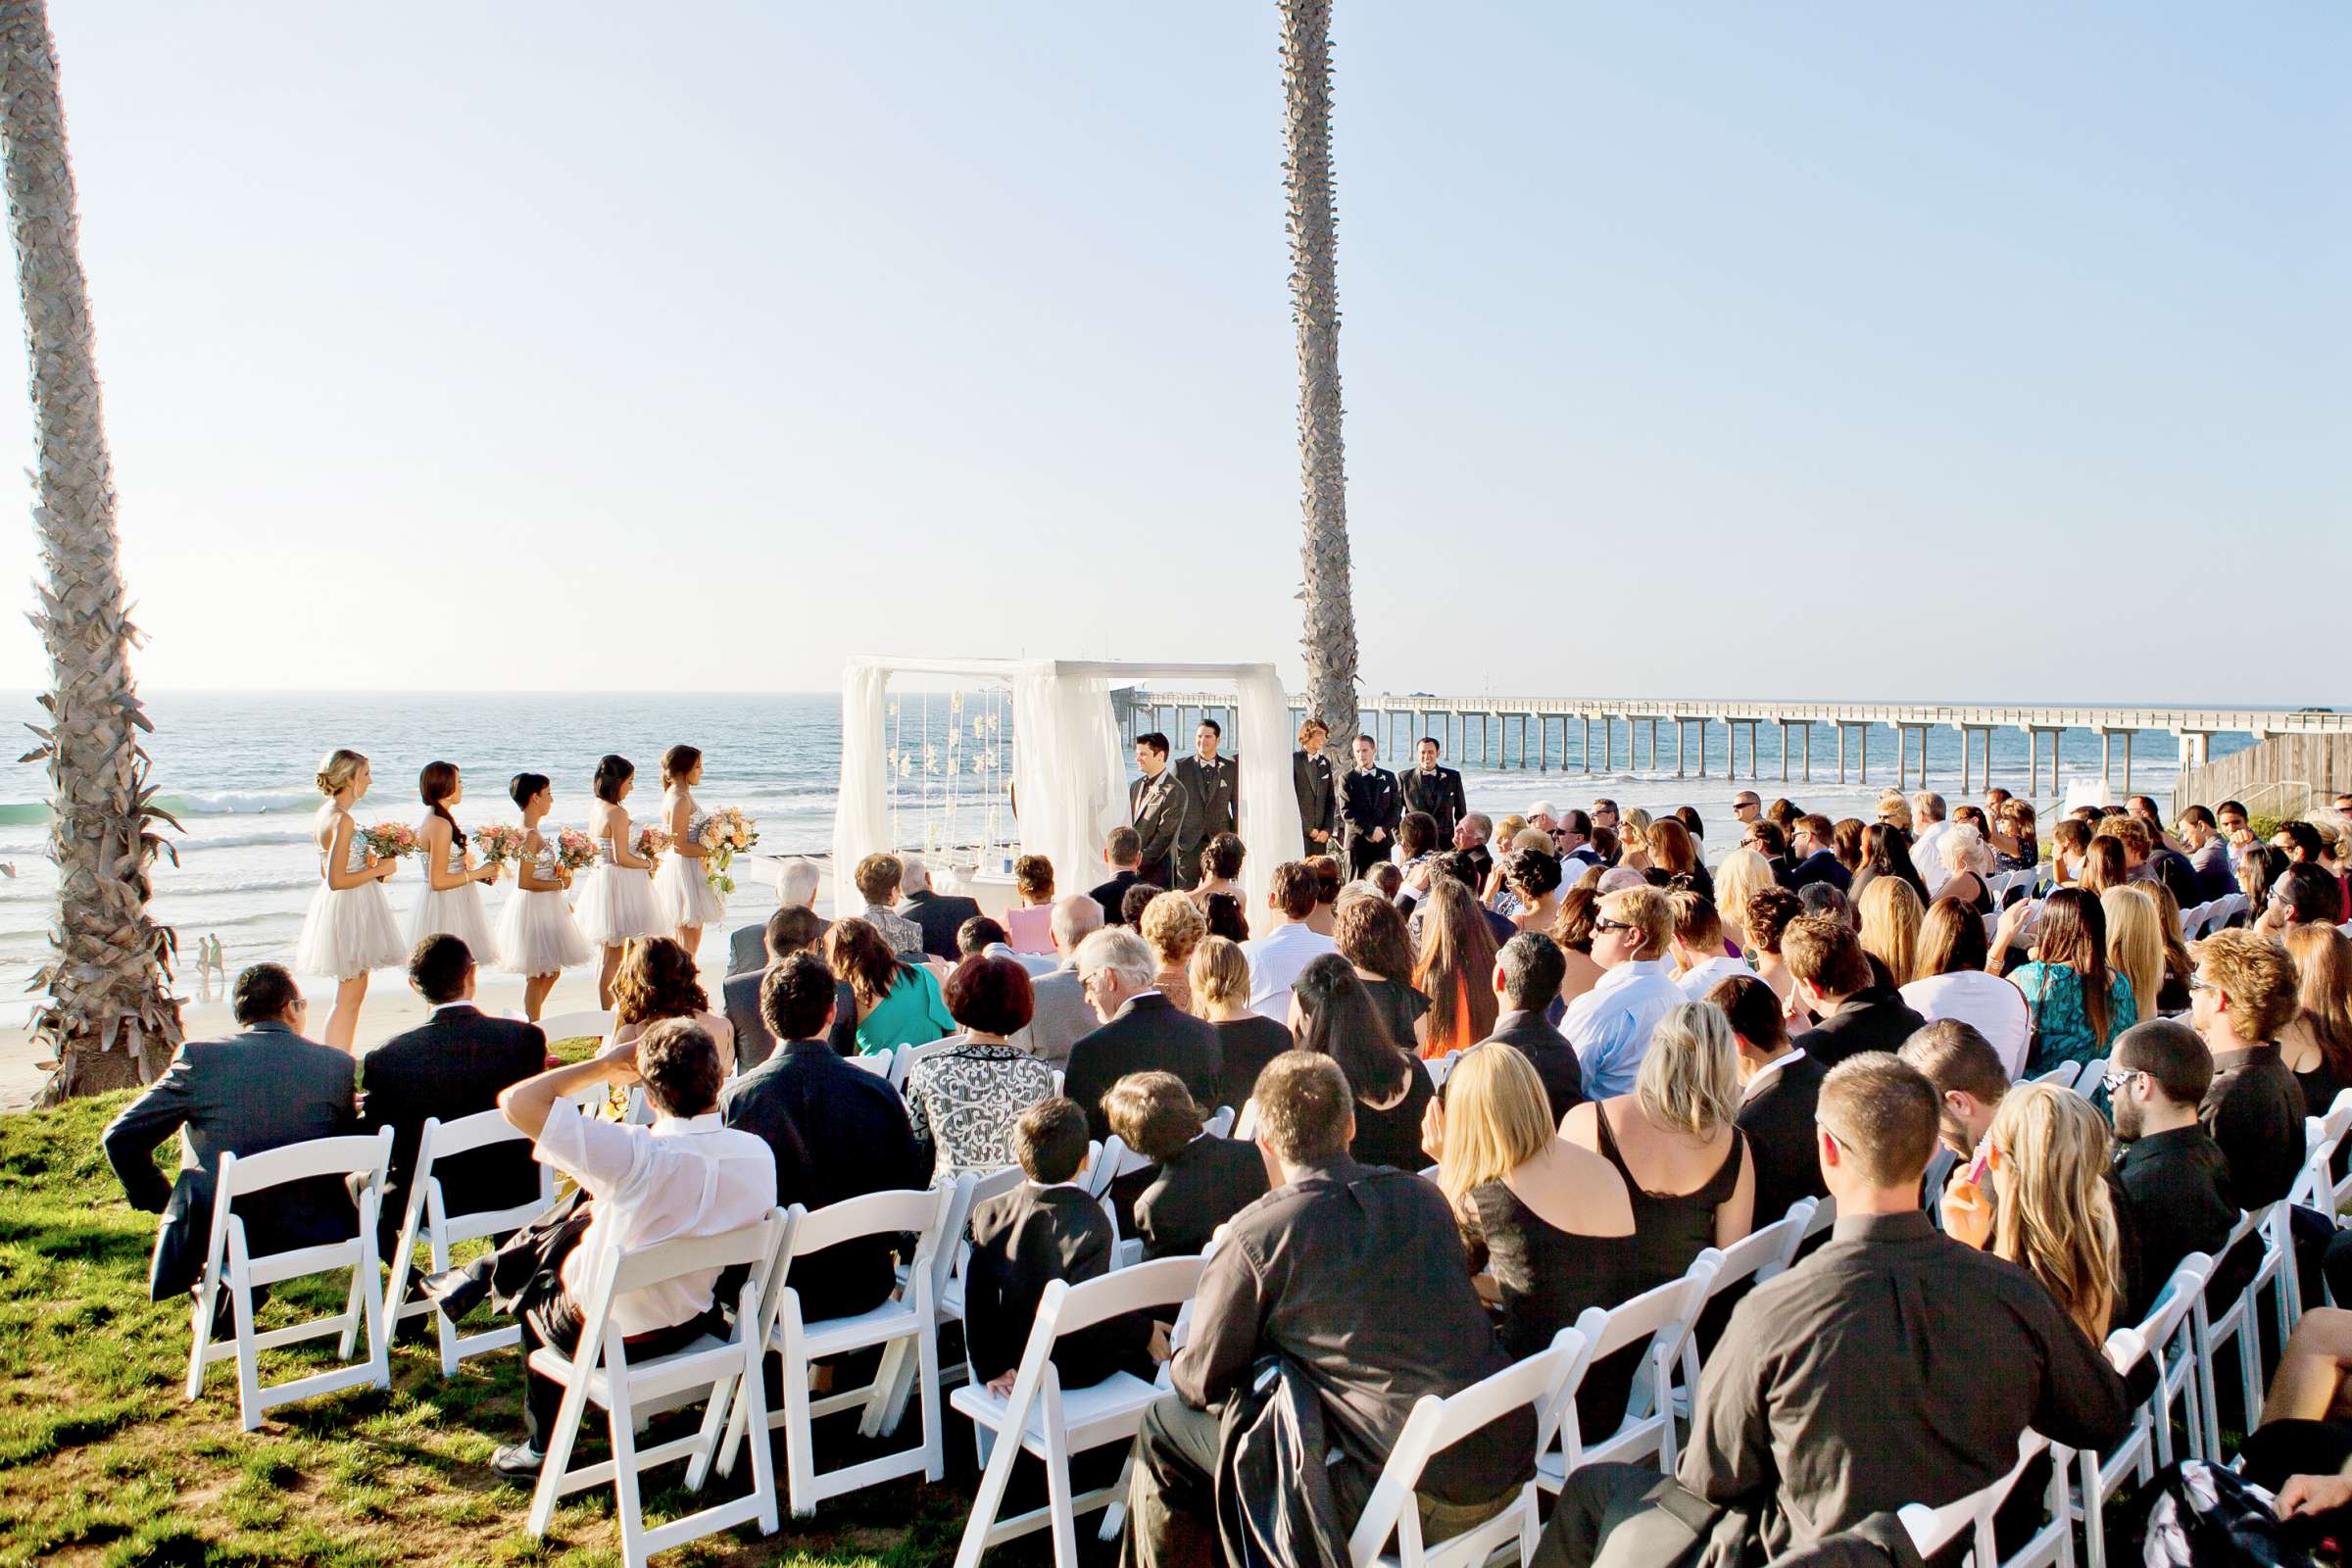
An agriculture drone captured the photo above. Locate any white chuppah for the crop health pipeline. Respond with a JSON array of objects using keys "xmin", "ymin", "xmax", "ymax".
[{"xmin": 833, "ymin": 658, "xmax": 1301, "ymax": 924}]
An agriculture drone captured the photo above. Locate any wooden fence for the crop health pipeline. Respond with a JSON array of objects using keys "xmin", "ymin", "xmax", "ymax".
[{"xmin": 2173, "ymin": 733, "xmax": 2352, "ymax": 816}]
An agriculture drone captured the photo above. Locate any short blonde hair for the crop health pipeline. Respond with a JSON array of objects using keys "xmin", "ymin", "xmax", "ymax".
[
  {"xmin": 1189, "ymin": 934, "xmax": 1250, "ymax": 1010},
  {"xmin": 1876, "ymin": 791, "xmax": 1914, "ymax": 833},
  {"xmin": 1619, "ymin": 808, "xmax": 1652, "ymax": 856},
  {"xmin": 1140, "ymin": 890, "xmax": 1206, "ymax": 969},
  {"xmin": 2195, "ymin": 927, "xmax": 2299, "ymax": 1042},
  {"xmin": 1857, "ymin": 876, "xmax": 1924, "ymax": 988},
  {"xmin": 1600, "ymin": 884, "xmax": 1673, "ymax": 955},
  {"xmin": 1937, "ymin": 822, "xmax": 1990, "ymax": 876},
  {"xmin": 1636, "ymin": 1001, "xmax": 1741, "ymax": 1139},
  {"xmin": 1436, "ymin": 1044, "xmax": 1556, "ymax": 1216},
  {"xmin": 1493, "ymin": 813, "xmax": 1527, "ymax": 850},
  {"xmin": 1712, "ymin": 849, "xmax": 1778, "ymax": 943}
]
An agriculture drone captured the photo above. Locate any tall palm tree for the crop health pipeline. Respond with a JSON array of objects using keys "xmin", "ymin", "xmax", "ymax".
[
  {"xmin": 0, "ymin": 0, "xmax": 180, "ymax": 1101},
  {"xmin": 1279, "ymin": 0, "xmax": 1359, "ymax": 742}
]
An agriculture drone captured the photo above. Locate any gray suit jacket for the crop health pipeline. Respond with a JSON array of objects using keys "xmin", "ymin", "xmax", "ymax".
[
  {"xmin": 101, "ymin": 1021, "xmax": 360, "ymax": 1299},
  {"xmin": 727, "ymin": 922, "xmax": 766, "ymax": 977},
  {"xmin": 1024, "ymin": 957, "xmax": 1097, "ymax": 1068}
]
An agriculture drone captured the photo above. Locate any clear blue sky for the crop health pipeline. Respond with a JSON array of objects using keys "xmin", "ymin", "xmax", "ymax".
[{"xmin": 0, "ymin": 2, "xmax": 2340, "ymax": 703}]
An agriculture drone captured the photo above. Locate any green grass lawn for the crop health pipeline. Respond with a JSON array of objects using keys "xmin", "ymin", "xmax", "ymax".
[{"xmin": 0, "ymin": 1078, "xmax": 996, "ymax": 1568}]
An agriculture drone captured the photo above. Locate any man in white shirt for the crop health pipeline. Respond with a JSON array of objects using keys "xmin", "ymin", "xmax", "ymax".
[
  {"xmin": 1563, "ymin": 886, "xmax": 1687, "ymax": 1099},
  {"xmin": 489, "ymin": 1018, "xmax": 776, "ymax": 1477},
  {"xmin": 1669, "ymin": 892, "xmax": 1750, "ymax": 1003},
  {"xmin": 1909, "ymin": 792, "xmax": 1951, "ymax": 898},
  {"xmin": 1239, "ymin": 860, "xmax": 1339, "ymax": 1023}
]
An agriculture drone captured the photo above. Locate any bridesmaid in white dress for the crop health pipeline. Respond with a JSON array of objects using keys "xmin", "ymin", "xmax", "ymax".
[
  {"xmin": 572, "ymin": 753, "xmax": 661, "ymax": 1008},
  {"xmin": 653, "ymin": 743, "xmax": 727, "ymax": 964},
  {"xmin": 495, "ymin": 770, "xmax": 590, "ymax": 1021},
  {"xmin": 293, "ymin": 747, "xmax": 404, "ymax": 1051},
  {"xmin": 409, "ymin": 760, "xmax": 502, "ymax": 965}
]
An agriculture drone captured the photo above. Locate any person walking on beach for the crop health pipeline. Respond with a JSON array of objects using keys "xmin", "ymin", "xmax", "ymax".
[
  {"xmin": 293, "ymin": 748, "xmax": 404, "ymax": 1052},
  {"xmin": 408, "ymin": 761, "xmax": 502, "ymax": 968},
  {"xmin": 651, "ymin": 744, "xmax": 726, "ymax": 965},
  {"xmin": 572, "ymin": 755, "xmax": 662, "ymax": 1009},
  {"xmin": 496, "ymin": 771, "xmax": 590, "ymax": 1020}
]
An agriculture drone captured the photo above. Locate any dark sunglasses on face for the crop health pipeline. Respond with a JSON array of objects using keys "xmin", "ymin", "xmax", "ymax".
[{"xmin": 1594, "ymin": 916, "xmax": 1635, "ymax": 934}]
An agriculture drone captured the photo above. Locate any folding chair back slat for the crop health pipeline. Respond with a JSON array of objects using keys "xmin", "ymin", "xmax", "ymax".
[
  {"xmin": 384, "ymin": 1108, "xmax": 557, "ymax": 1377},
  {"xmin": 536, "ymin": 1009, "xmax": 616, "ymax": 1044},
  {"xmin": 892, "ymin": 1034, "xmax": 965, "ymax": 1091}
]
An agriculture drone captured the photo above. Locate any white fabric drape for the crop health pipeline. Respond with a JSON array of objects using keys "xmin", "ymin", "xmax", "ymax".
[
  {"xmin": 1232, "ymin": 665, "xmax": 1300, "ymax": 918},
  {"xmin": 1010, "ymin": 667, "xmax": 1126, "ymax": 913},
  {"xmin": 830, "ymin": 659, "xmax": 891, "ymax": 919}
]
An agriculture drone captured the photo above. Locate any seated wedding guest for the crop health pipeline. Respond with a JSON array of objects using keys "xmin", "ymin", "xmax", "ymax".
[
  {"xmin": 1240, "ymin": 860, "xmax": 1339, "ymax": 1022},
  {"xmin": 1090, "ymin": 827, "xmax": 1145, "ymax": 927},
  {"xmin": 1545, "ymin": 885, "xmax": 1608, "ymax": 1020},
  {"xmin": 362, "ymin": 935, "xmax": 547, "ymax": 1250},
  {"xmin": 1991, "ymin": 887, "xmax": 2135, "ymax": 1078},
  {"xmin": 1532, "ymin": 1054, "xmax": 2130, "ymax": 1567},
  {"xmin": 2193, "ymin": 927, "xmax": 2307, "ymax": 1210},
  {"xmin": 2106, "ymin": 1019, "xmax": 2234, "ymax": 1323},
  {"xmin": 1615, "ymin": 808, "xmax": 1652, "ymax": 873},
  {"xmin": 2044, "ymin": 816, "xmax": 2091, "ymax": 892},
  {"xmin": 1335, "ymin": 892, "xmax": 1433, "ymax": 1053},
  {"xmin": 490, "ymin": 1018, "xmax": 774, "ymax": 1477},
  {"xmin": 1562, "ymin": 885, "xmax": 1684, "ymax": 1098},
  {"xmin": 1940, "ymin": 1081, "xmax": 2125, "ymax": 1345},
  {"xmin": 1712, "ymin": 848, "xmax": 1780, "ymax": 949},
  {"xmin": 906, "ymin": 954, "xmax": 1053, "ymax": 1184},
  {"xmin": 1741, "ymin": 885, "xmax": 1803, "ymax": 1007},
  {"xmin": 2272, "ymin": 862, "xmax": 2349, "ymax": 932},
  {"xmin": 1306, "ymin": 855, "xmax": 1345, "ymax": 936},
  {"xmin": 1831, "ymin": 816, "xmax": 1868, "ymax": 877},
  {"xmin": 1990, "ymin": 798, "xmax": 2038, "ymax": 874},
  {"xmin": 1121, "ymin": 1051, "xmax": 1531, "ymax": 1568},
  {"xmin": 1200, "ymin": 891, "xmax": 1250, "ymax": 944},
  {"xmin": 1710, "ymin": 975, "xmax": 1828, "ymax": 1228},
  {"xmin": 965, "ymin": 1098, "xmax": 1154, "ymax": 1396},
  {"xmin": 1856, "ymin": 877, "xmax": 1923, "ymax": 989},
  {"xmin": 1476, "ymin": 932, "xmax": 1585, "ymax": 1123},
  {"xmin": 1120, "ymin": 881, "xmax": 1164, "ymax": 933},
  {"xmin": 1026, "ymin": 895, "xmax": 1105, "ymax": 1068},
  {"xmin": 1003, "ymin": 853, "xmax": 1058, "ymax": 956},
  {"xmin": 720, "ymin": 956, "xmax": 927, "ymax": 1323},
  {"xmin": 853, "ymin": 852, "xmax": 926, "ymax": 956},
  {"xmin": 727, "ymin": 857, "xmax": 820, "ymax": 977},
  {"xmin": 1065, "ymin": 926, "xmax": 1222, "ymax": 1140},
  {"xmin": 1786, "ymin": 914, "xmax": 1926, "ymax": 1069},
  {"xmin": 1140, "ymin": 891, "xmax": 1206, "ymax": 1013},
  {"xmin": 1454, "ymin": 810, "xmax": 1496, "ymax": 887},
  {"xmin": 2282, "ymin": 924, "xmax": 2352, "ymax": 1116},
  {"xmin": 2080, "ymin": 833, "xmax": 2128, "ymax": 898},
  {"xmin": 1192, "ymin": 935, "xmax": 1291, "ymax": 1111},
  {"xmin": 1849, "ymin": 822, "xmax": 1930, "ymax": 914},
  {"xmin": 1427, "ymin": 1041, "xmax": 1634, "ymax": 1358},
  {"xmin": 1110, "ymin": 1072, "xmax": 1269, "ymax": 1259},
  {"xmin": 827, "ymin": 916, "xmax": 956, "ymax": 1057},
  {"xmin": 1642, "ymin": 816, "xmax": 1714, "ymax": 904},
  {"xmin": 1796, "ymin": 881, "xmax": 1850, "ymax": 926},
  {"xmin": 1898, "ymin": 1020, "xmax": 2009, "ymax": 1225},
  {"xmin": 609, "ymin": 935, "xmax": 735, "ymax": 1073},
  {"xmin": 1367, "ymin": 861, "xmax": 1404, "ymax": 901},
  {"xmin": 2239, "ymin": 842, "xmax": 2289, "ymax": 925},
  {"xmin": 1187, "ymin": 832, "xmax": 1247, "ymax": 912},
  {"xmin": 962, "ymin": 913, "xmax": 1058, "ymax": 980},
  {"xmin": 1502, "ymin": 846, "xmax": 1564, "ymax": 933},
  {"xmin": 723, "ymin": 905, "xmax": 857, "ymax": 1070},
  {"xmin": 899, "ymin": 855, "xmax": 981, "ymax": 961},
  {"xmin": 1907, "ymin": 792, "xmax": 1951, "ymax": 897},
  {"xmin": 1900, "ymin": 895, "xmax": 2032, "ymax": 1078},
  {"xmin": 1413, "ymin": 876, "xmax": 1500, "ymax": 1056},
  {"xmin": 2136, "ymin": 878, "xmax": 2197, "ymax": 1014},
  {"xmin": 103, "ymin": 963, "xmax": 358, "ymax": 1314},
  {"xmin": 1293, "ymin": 952, "xmax": 1437, "ymax": 1171},
  {"xmin": 1670, "ymin": 893, "xmax": 1748, "ymax": 1001},
  {"xmin": 1787, "ymin": 813, "xmax": 1849, "ymax": 893},
  {"xmin": 2178, "ymin": 806, "xmax": 2233, "ymax": 901},
  {"xmin": 2101, "ymin": 886, "xmax": 2167, "ymax": 1028}
]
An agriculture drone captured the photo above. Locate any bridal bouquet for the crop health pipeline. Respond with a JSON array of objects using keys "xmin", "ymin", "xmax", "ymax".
[
  {"xmin": 632, "ymin": 824, "xmax": 668, "ymax": 872},
  {"xmin": 554, "ymin": 827, "xmax": 598, "ymax": 873},
  {"xmin": 472, "ymin": 823, "xmax": 525, "ymax": 867},
  {"xmin": 360, "ymin": 821, "xmax": 418, "ymax": 860},
  {"xmin": 698, "ymin": 807, "xmax": 760, "ymax": 893}
]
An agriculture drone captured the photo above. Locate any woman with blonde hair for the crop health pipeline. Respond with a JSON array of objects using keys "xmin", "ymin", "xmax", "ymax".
[
  {"xmin": 1413, "ymin": 876, "xmax": 1500, "ymax": 1056},
  {"xmin": 1139, "ymin": 890, "xmax": 1206, "ymax": 1012},
  {"xmin": 1857, "ymin": 876, "xmax": 1925, "ymax": 988},
  {"xmin": 1936, "ymin": 823, "xmax": 1995, "ymax": 914},
  {"xmin": 1877, "ymin": 790, "xmax": 1914, "ymax": 835},
  {"xmin": 1421, "ymin": 1042, "xmax": 1635, "ymax": 1358},
  {"xmin": 2134, "ymin": 878, "xmax": 2196, "ymax": 1013},
  {"xmin": 1942, "ymin": 1081, "xmax": 2122, "ymax": 1344},
  {"xmin": 294, "ymin": 747, "xmax": 404, "ymax": 1050},
  {"xmin": 2281, "ymin": 925, "xmax": 2352, "ymax": 1116},
  {"xmin": 1712, "ymin": 848, "xmax": 1778, "ymax": 954},
  {"xmin": 1190, "ymin": 934, "xmax": 1291, "ymax": 1108},
  {"xmin": 2099, "ymin": 886, "xmax": 2165, "ymax": 1027},
  {"xmin": 1617, "ymin": 808, "xmax": 1654, "ymax": 873}
]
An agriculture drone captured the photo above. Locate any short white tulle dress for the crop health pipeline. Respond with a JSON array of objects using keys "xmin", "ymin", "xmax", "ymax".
[
  {"xmin": 573, "ymin": 827, "xmax": 662, "ymax": 949},
  {"xmin": 407, "ymin": 818, "xmax": 499, "ymax": 965},
  {"xmin": 293, "ymin": 808, "xmax": 407, "ymax": 980},
  {"xmin": 653, "ymin": 808, "xmax": 728, "ymax": 928},
  {"xmin": 496, "ymin": 829, "xmax": 591, "ymax": 977}
]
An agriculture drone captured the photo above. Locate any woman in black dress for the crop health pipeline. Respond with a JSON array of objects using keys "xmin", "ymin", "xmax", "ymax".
[
  {"xmin": 1290, "ymin": 953, "xmax": 1434, "ymax": 1172},
  {"xmin": 1334, "ymin": 892, "xmax": 1433, "ymax": 1053},
  {"xmin": 1190, "ymin": 935, "xmax": 1294, "ymax": 1112}
]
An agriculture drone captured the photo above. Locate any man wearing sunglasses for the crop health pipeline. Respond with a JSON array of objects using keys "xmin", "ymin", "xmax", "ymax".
[{"xmin": 1560, "ymin": 887, "xmax": 1685, "ymax": 1100}]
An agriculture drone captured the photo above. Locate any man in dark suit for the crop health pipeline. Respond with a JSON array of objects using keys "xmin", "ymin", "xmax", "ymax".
[
  {"xmin": 1786, "ymin": 915, "xmax": 1925, "ymax": 1070},
  {"xmin": 1476, "ymin": 933, "xmax": 1585, "ymax": 1124},
  {"xmin": 898, "ymin": 855, "xmax": 982, "ymax": 960},
  {"xmin": 1106, "ymin": 1071, "xmax": 1270, "ymax": 1259},
  {"xmin": 1063, "ymin": 927, "xmax": 1222, "ymax": 1140},
  {"xmin": 1710, "ymin": 973, "xmax": 1829, "ymax": 1227},
  {"xmin": 718, "ymin": 955, "xmax": 928, "ymax": 1323},
  {"xmin": 102, "ymin": 963, "xmax": 359, "ymax": 1307},
  {"xmin": 1089, "ymin": 827, "xmax": 1146, "ymax": 928},
  {"xmin": 1128, "ymin": 730, "xmax": 1192, "ymax": 889},
  {"xmin": 1169, "ymin": 718, "xmax": 1239, "ymax": 892},
  {"xmin": 1787, "ymin": 813, "xmax": 1851, "ymax": 894},
  {"xmin": 1293, "ymin": 717, "xmax": 1341, "ymax": 858},
  {"xmin": 1398, "ymin": 737, "xmax": 1467, "ymax": 853},
  {"xmin": 1339, "ymin": 732, "xmax": 1401, "ymax": 878},
  {"xmin": 361, "ymin": 936, "xmax": 547, "ymax": 1251},
  {"xmin": 720, "ymin": 905, "xmax": 857, "ymax": 1070}
]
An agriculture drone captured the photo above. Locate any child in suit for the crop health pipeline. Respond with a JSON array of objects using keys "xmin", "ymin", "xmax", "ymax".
[{"xmin": 965, "ymin": 1098, "xmax": 1154, "ymax": 1396}]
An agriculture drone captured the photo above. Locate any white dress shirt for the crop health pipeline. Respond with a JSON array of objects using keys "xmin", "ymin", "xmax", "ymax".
[
  {"xmin": 1911, "ymin": 821, "xmax": 1952, "ymax": 898},
  {"xmin": 1240, "ymin": 920, "xmax": 1340, "ymax": 1023},
  {"xmin": 1741, "ymin": 1047, "xmax": 1807, "ymax": 1102},
  {"xmin": 1898, "ymin": 970, "xmax": 2034, "ymax": 1080},
  {"xmin": 1563, "ymin": 959, "xmax": 1687, "ymax": 1100},
  {"xmin": 1677, "ymin": 954, "xmax": 1753, "ymax": 1004},
  {"xmin": 536, "ymin": 1107, "xmax": 776, "ymax": 1336}
]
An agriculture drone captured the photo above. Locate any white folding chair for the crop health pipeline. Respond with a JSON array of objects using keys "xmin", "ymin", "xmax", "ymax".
[
  {"xmin": 1202, "ymin": 1104, "xmax": 1236, "ymax": 1139},
  {"xmin": 382, "ymin": 1107, "xmax": 559, "ymax": 1377},
  {"xmin": 1801, "ymin": 1192, "xmax": 1838, "ymax": 1244},
  {"xmin": 524, "ymin": 1211, "xmax": 786, "ymax": 1568},
  {"xmin": 718, "ymin": 1185, "xmax": 956, "ymax": 1514},
  {"xmin": 2193, "ymin": 1203, "xmax": 2284, "ymax": 1460},
  {"xmin": 1232, "ymin": 1099, "xmax": 1258, "ymax": 1140},
  {"xmin": 1425, "ymin": 1051, "xmax": 1461, "ymax": 1092},
  {"xmin": 849, "ymin": 1052, "xmax": 894, "ymax": 1079},
  {"xmin": 1051, "ymin": 1069, "xmax": 1065, "ymax": 1098},
  {"xmin": 1349, "ymin": 1327, "xmax": 1590, "ymax": 1568},
  {"xmin": 185, "ymin": 1127, "xmax": 397, "ymax": 1431},
  {"xmin": 1674, "ymin": 1212, "xmax": 1808, "ymax": 1414},
  {"xmin": 2031, "ymin": 1063, "xmax": 2083, "ymax": 1090},
  {"xmin": 1086, "ymin": 1135, "xmax": 1156, "ymax": 1200},
  {"xmin": 1901, "ymin": 1429, "xmax": 2074, "ymax": 1568},
  {"xmin": 2075, "ymin": 1253, "xmax": 2208, "ymax": 1568},
  {"xmin": 865, "ymin": 1171, "xmax": 983, "ymax": 1439},
  {"xmin": 891, "ymin": 1034, "xmax": 965, "ymax": 1092},
  {"xmin": 2313, "ymin": 1090, "xmax": 2352, "ymax": 1218},
  {"xmin": 2202, "ymin": 893, "xmax": 2248, "ymax": 933},
  {"xmin": 1537, "ymin": 1256, "xmax": 1718, "ymax": 1493},
  {"xmin": 949, "ymin": 1255, "xmax": 1206, "ymax": 1568},
  {"xmin": 536, "ymin": 1008, "xmax": 617, "ymax": 1045}
]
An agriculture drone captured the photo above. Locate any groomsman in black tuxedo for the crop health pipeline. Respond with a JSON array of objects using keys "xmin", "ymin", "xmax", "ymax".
[
  {"xmin": 1398, "ymin": 736, "xmax": 1467, "ymax": 852},
  {"xmin": 1170, "ymin": 719, "xmax": 1238, "ymax": 891},
  {"xmin": 1339, "ymin": 733, "xmax": 1401, "ymax": 878},
  {"xmin": 1293, "ymin": 716, "xmax": 1340, "ymax": 857},
  {"xmin": 1129, "ymin": 731, "xmax": 1191, "ymax": 889}
]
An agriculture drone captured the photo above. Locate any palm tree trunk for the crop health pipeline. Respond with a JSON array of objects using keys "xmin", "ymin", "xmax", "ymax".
[
  {"xmin": 1279, "ymin": 0, "xmax": 1359, "ymax": 744},
  {"xmin": 0, "ymin": 0, "xmax": 181, "ymax": 1102}
]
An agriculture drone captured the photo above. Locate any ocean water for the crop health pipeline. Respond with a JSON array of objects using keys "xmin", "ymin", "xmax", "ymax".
[{"xmin": 0, "ymin": 689, "xmax": 2258, "ymax": 998}]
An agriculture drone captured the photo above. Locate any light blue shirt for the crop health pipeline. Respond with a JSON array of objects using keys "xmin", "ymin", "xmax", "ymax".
[
  {"xmin": 1563, "ymin": 959, "xmax": 1686, "ymax": 1100},
  {"xmin": 984, "ymin": 941, "xmax": 1060, "ymax": 979}
]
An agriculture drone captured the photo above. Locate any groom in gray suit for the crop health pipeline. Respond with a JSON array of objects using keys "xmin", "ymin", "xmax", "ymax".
[{"xmin": 102, "ymin": 963, "xmax": 360, "ymax": 1305}]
